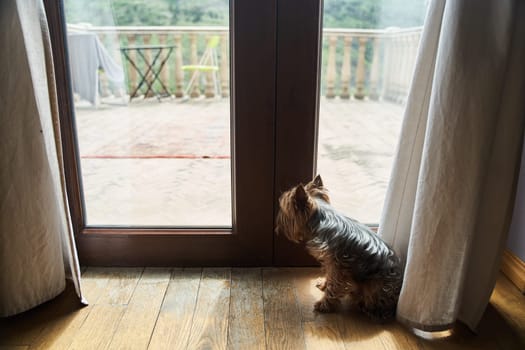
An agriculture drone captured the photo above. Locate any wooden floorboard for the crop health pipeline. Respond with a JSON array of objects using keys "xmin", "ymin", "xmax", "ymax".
[
  {"xmin": 228, "ymin": 268, "xmax": 266, "ymax": 350},
  {"xmin": 378, "ymin": 322, "xmax": 421, "ymax": 350},
  {"xmin": 148, "ymin": 268, "xmax": 202, "ymax": 349},
  {"xmin": 263, "ymin": 268, "xmax": 306, "ymax": 350},
  {"xmin": 67, "ymin": 304, "xmax": 125, "ymax": 350},
  {"xmin": 186, "ymin": 268, "xmax": 231, "ymax": 350},
  {"xmin": 491, "ymin": 274, "xmax": 525, "ymax": 343},
  {"xmin": 94, "ymin": 267, "xmax": 144, "ymax": 305},
  {"xmin": 303, "ymin": 318, "xmax": 346, "ymax": 350},
  {"xmin": 108, "ymin": 268, "xmax": 171, "ymax": 350},
  {"xmin": 1, "ymin": 268, "xmax": 524, "ymax": 350},
  {"xmin": 28, "ymin": 286, "xmax": 91, "ymax": 350}
]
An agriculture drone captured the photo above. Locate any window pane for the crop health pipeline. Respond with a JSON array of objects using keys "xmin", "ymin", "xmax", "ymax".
[
  {"xmin": 317, "ymin": 0, "xmax": 427, "ymax": 223},
  {"xmin": 64, "ymin": 0, "xmax": 231, "ymax": 226}
]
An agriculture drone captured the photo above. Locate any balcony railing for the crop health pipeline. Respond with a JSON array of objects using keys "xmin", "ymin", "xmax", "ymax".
[{"xmin": 68, "ymin": 24, "xmax": 422, "ymax": 103}]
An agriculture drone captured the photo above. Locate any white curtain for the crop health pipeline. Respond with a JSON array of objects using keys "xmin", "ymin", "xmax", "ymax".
[
  {"xmin": 0, "ymin": 0, "xmax": 84, "ymax": 316},
  {"xmin": 379, "ymin": 0, "xmax": 525, "ymax": 332}
]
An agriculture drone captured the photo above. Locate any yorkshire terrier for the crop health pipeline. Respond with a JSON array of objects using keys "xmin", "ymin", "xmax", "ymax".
[{"xmin": 276, "ymin": 175, "xmax": 402, "ymax": 321}]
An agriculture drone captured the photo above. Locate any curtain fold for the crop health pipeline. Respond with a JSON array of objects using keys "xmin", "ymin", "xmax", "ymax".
[
  {"xmin": 0, "ymin": 0, "xmax": 84, "ymax": 317},
  {"xmin": 379, "ymin": 0, "xmax": 525, "ymax": 331}
]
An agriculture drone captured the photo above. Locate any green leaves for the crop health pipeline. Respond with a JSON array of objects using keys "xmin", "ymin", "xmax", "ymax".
[{"xmin": 64, "ymin": 0, "xmax": 229, "ymax": 27}]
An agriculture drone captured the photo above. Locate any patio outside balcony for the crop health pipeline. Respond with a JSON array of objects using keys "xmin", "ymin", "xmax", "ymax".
[{"xmin": 69, "ymin": 25, "xmax": 421, "ymax": 226}]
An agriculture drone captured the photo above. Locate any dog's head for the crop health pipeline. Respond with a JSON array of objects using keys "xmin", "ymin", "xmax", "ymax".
[{"xmin": 275, "ymin": 175, "xmax": 327, "ymax": 242}]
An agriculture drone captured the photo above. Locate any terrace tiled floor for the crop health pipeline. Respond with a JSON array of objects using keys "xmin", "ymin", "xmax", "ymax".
[{"xmin": 75, "ymin": 97, "xmax": 405, "ymax": 226}]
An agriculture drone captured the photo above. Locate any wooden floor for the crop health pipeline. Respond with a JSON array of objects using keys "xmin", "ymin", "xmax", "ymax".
[{"xmin": 1, "ymin": 268, "xmax": 524, "ymax": 349}]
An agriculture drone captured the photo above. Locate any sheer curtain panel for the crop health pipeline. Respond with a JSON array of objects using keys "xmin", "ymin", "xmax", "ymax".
[
  {"xmin": 0, "ymin": 0, "xmax": 83, "ymax": 316},
  {"xmin": 379, "ymin": 0, "xmax": 525, "ymax": 332}
]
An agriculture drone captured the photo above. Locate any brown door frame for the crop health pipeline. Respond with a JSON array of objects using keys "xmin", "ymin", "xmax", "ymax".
[
  {"xmin": 44, "ymin": 0, "xmax": 278, "ymax": 266},
  {"xmin": 273, "ymin": 0, "xmax": 323, "ymax": 266}
]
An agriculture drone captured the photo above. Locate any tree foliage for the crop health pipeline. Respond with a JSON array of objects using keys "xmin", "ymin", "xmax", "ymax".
[
  {"xmin": 64, "ymin": 0, "xmax": 426, "ymax": 28},
  {"xmin": 64, "ymin": 0, "xmax": 229, "ymax": 26},
  {"xmin": 323, "ymin": 0, "xmax": 426, "ymax": 28}
]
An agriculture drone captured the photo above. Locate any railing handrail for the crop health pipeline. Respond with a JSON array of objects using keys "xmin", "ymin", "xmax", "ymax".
[
  {"xmin": 323, "ymin": 26, "xmax": 422, "ymax": 37},
  {"xmin": 67, "ymin": 23, "xmax": 422, "ymax": 37},
  {"xmin": 67, "ymin": 24, "xmax": 229, "ymax": 34}
]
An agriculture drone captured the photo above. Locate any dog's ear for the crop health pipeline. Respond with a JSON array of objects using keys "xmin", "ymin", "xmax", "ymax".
[
  {"xmin": 294, "ymin": 184, "xmax": 310, "ymax": 211},
  {"xmin": 313, "ymin": 174, "xmax": 323, "ymax": 188}
]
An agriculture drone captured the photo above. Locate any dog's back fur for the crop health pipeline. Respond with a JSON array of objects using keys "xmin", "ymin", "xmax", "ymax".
[{"xmin": 307, "ymin": 199, "xmax": 402, "ymax": 320}]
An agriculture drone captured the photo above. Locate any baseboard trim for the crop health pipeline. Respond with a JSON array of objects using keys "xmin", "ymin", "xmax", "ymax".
[{"xmin": 501, "ymin": 249, "xmax": 525, "ymax": 293}]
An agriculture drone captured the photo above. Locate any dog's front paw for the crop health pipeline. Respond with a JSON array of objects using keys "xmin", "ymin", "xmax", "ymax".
[
  {"xmin": 315, "ymin": 278, "xmax": 327, "ymax": 291},
  {"xmin": 314, "ymin": 299, "xmax": 335, "ymax": 313}
]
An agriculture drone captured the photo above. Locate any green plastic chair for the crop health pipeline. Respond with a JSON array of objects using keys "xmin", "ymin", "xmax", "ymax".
[{"xmin": 182, "ymin": 36, "xmax": 221, "ymax": 97}]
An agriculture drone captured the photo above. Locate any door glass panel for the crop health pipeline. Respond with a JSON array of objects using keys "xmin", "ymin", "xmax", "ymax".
[
  {"xmin": 64, "ymin": 0, "xmax": 231, "ymax": 226},
  {"xmin": 317, "ymin": 0, "xmax": 427, "ymax": 223}
]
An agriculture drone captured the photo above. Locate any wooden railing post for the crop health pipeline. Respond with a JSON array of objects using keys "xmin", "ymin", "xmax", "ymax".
[
  {"xmin": 392, "ymin": 35, "xmax": 403, "ymax": 102},
  {"xmin": 340, "ymin": 35, "xmax": 352, "ymax": 99},
  {"xmin": 368, "ymin": 37, "xmax": 381, "ymax": 101},
  {"xmin": 97, "ymin": 33, "xmax": 110, "ymax": 98},
  {"xmin": 388, "ymin": 35, "xmax": 397, "ymax": 101},
  {"xmin": 400, "ymin": 35, "xmax": 410, "ymax": 101},
  {"xmin": 354, "ymin": 37, "xmax": 367, "ymax": 100},
  {"xmin": 189, "ymin": 33, "xmax": 200, "ymax": 98},
  {"xmin": 174, "ymin": 34, "xmax": 184, "ymax": 98},
  {"xmin": 220, "ymin": 32, "xmax": 229, "ymax": 98},
  {"xmin": 143, "ymin": 34, "xmax": 154, "ymax": 97},
  {"xmin": 113, "ymin": 33, "xmax": 126, "ymax": 98},
  {"xmin": 325, "ymin": 34, "xmax": 337, "ymax": 99},
  {"xmin": 204, "ymin": 35, "xmax": 215, "ymax": 98},
  {"xmin": 158, "ymin": 33, "xmax": 171, "ymax": 95},
  {"xmin": 126, "ymin": 34, "xmax": 138, "ymax": 97},
  {"xmin": 382, "ymin": 34, "xmax": 394, "ymax": 101}
]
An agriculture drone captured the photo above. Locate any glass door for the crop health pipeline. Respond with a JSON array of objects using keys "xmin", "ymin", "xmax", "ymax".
[
  {"xmin": 47, "ymin": 0, "xmax": 428, "ymax": 266},
  {"xmin": 63, "ymin": 1, "xmax": 232, "ymax": 227},
  {"xmin": 45, "ymin": 0, "xmax": 277, "ymax": 265},
  {"xmin": 274, "ymin": 0, "xmax": 427, "ymax": 265},
  {"xmin": 317, "ymin": 0, "xmax": 427, "ymax": 224}
]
